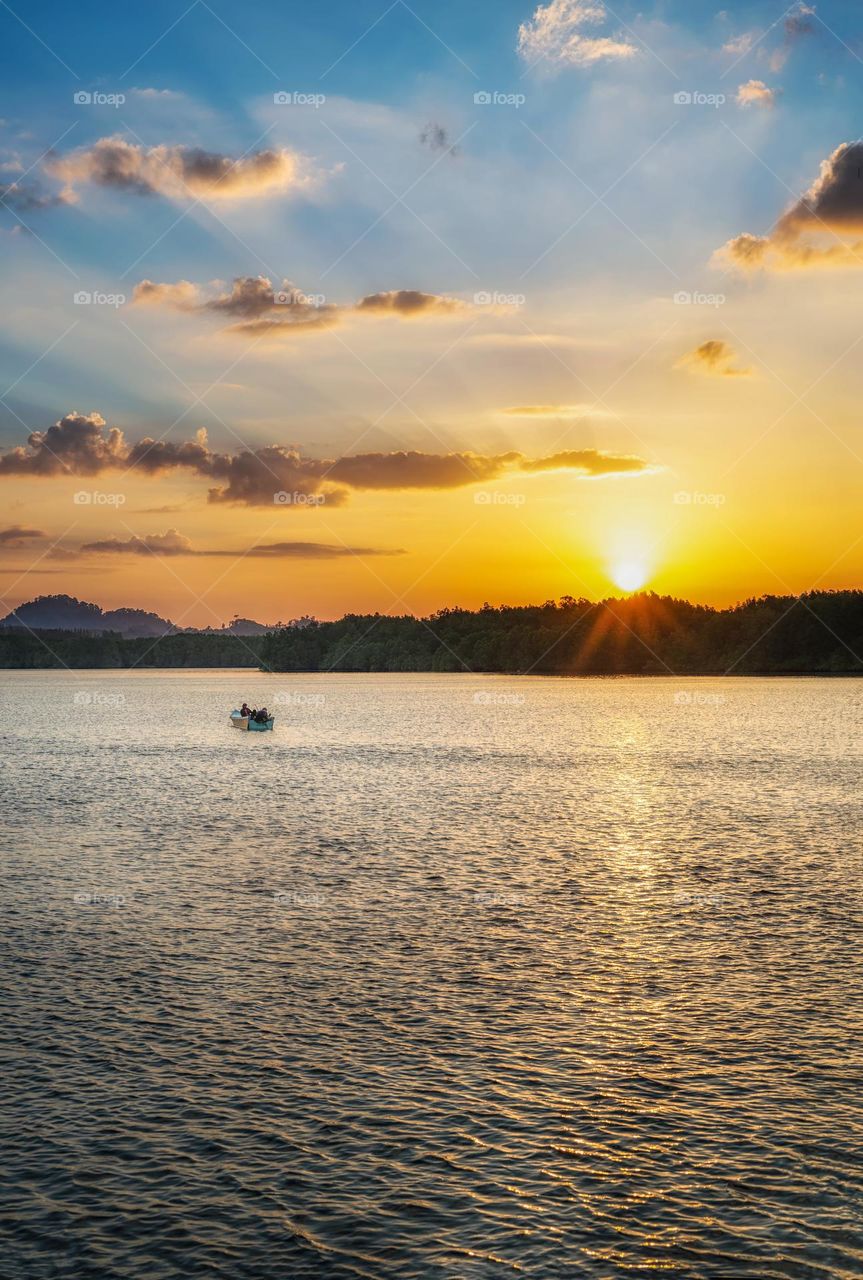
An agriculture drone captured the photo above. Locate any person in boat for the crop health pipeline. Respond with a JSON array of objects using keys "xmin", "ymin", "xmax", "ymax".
[
  {"xmin": 240, "ymin": 702, "xmax": 252, "ymax": 718},
  {"xmin": 254, "ymin": 706, "xmax": 269, "ymax": 724}
]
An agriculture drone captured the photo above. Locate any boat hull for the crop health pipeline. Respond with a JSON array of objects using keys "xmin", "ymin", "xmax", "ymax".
[{"xmin": 229, "ymin": 712, "xmax": 274, "ymax": 731}]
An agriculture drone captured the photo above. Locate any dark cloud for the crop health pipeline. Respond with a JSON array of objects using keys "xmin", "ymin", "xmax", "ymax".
[
  {"xmin": 45, "ymin": 137, "xmax": 307, "ymax": 202},
  {"xmin": 81, "ymin": 529, "xmax": 403, "ymax": 558},
  {"xmin": 717, "ymin": 141, "xmax": 863, "ymax": 271},
  {"xmin": 0, "ymin": 413, "xmax": 657, "ymax": 505},
  {"xmin": 0, "ymin": 525, "xmax": 46, "ymax": 544},
  {"xmin": 420, "ymin": 123, "xmax": 458, "ymax": 156},
  {"xmin": 0, "ymin": 412, "xmax": 125, "ymax": 476},
  {"xmin": 0, "ymin": 181, "xmax": 69, "ymax": 213},
  {"xmin": 675, "ymin": 340, "xmax": 752, "ymax": 377},
  {"xmin": 354, "ymin": 289, "xmax": 468, "ymax": 317},
  {"xmin": 784, "ymin": 5, "xmax": 816, "ymax": 39}
]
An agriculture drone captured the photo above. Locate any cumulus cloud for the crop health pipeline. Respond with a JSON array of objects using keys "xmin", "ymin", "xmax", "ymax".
[
  {"xmin": 736, "ymin": 80, "xmax": 777, "ymax": 108},
  {"xmin": 0, "ymin": 525, "xmax": 45, "ymax": 545},
  {"xmin": 0, "ymin": 413, "xmax": 657, "ymax": 505},
  {"xmin": 676, "ymin": 340, "xmax": 752, "ymax": 377},
  {"xmin": 81, "ymin": 530, "xmax": 403, "ymax": 558},
  {"xmin": 716, "ymin": 141, "xmax": 863, "ymax": 271},
  {"xmin": 45, "ymin": 136, "xmax": 310, "ymax": 202},
  {"xmin": 517, "ymin": 0, "xmax": 638, "ymax": 70},
  {"xmin": 133, "ymin": 276, "xmax": 469, "ymax": 338},
  {"xmin": 0, "ymin": 412, "xmax": 125, "ymax": 476}
]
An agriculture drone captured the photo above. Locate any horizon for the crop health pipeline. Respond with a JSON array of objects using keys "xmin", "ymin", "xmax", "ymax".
[
  {"xmin": 3, "ymin": 1, "xmax": 863, "ymax": 626},
  {"xmin": 6, "ymin": 582, "xmax": 863, "ymax": 634}
]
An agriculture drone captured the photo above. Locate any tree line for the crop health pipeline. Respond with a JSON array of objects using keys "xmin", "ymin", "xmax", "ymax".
[
  {"xmin": 2, "ymin": 591, "xmax": 862, "ymax": 674},
  {"xmin": 0, "ymin": 629, "xmax": 264, "ymax": 669},
  {"xmin": 260, "ymin": 591, "xmax": 863, "ymax": 675}
]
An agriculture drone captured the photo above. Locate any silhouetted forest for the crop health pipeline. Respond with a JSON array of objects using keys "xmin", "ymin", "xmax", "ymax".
[
  {"xmin": 3, "ymin": 591, "xmax": 862, "ymax": 673},
  {"xmin": 0, "ymin": 629, "xmax": 263, "ymax": 668},
  {"xmin": 261, "ymin": 591, "xmax": 863, "ymax": 675}
]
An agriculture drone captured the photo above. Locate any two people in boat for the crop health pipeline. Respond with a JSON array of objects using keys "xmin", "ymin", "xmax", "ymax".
[{"xmin": 240, "ymin": 702, "xmax": 270, "ymax": 723}]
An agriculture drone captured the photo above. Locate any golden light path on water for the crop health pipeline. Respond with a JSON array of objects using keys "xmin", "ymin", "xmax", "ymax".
[{"xmin": 1, "ymin": 670, "xmax": 861, "ymax": 1279}]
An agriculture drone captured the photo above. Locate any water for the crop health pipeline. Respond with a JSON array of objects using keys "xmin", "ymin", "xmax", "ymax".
[{"xmin": 1, "ymin": 671, "xmax": 862, "ymax": 1280}]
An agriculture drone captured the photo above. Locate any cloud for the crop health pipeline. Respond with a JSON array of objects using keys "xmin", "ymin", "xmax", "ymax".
[
  {"xmin": 0, "ymin": 180, "xmax": 70, "ymax": 212},
  {"xmin": 45, "ymin": 136, "xmax": 310, "ymax": 202},
  {"xmin": 129, "ymin": 87, "xmax": 183, "ymax": 100},
  {"xmin": 784, "ymin": 4, "xmax": 816, "ymax": 39},
  {"xmin": 517, "ymin": 449, "xmax": 654, "ymax": 474},
  {"xmin": 133, "ymin": 276, "xmax": 469, "ymax": 338},
  {"xmin": 769, "ymin": 2, "xmax": 817, "ymax": 70},
  {"xmin": 676, "ymin": 340, "xmax": 752, "ymax": 377},
  {"xmin": 354, "ymin": 290, "xmax": 467, "ymax": 317},
  {"xmin": 517, "ymin": 0, "xmax": 638, "ymax": 70},
  {"xmin": 716, "ymin": 141, "xmax": 863, "ymax": 271},
  {"xmin": 81, "ymin": 529, "xmax": 403, "ymax": 558},
  {"xmin": 501, "ymin": 403, "xmax": 606, "ymax": 417},
  {"xmin": 0, "ymin": 412, "xmax": 125, "ymax": 476},
  {"xmin": 419, "ymin": 123, "xmax": 458, "ymax": 156},
  {"xmin": 0, "ymin": 525, "xmax": 45, "ymax": 545},
  {"xmin": 82, "ymin": 529, "xmax": 193, "ymax": 556},
  {"xmin": 0, "ymin": 413, "xmax": 657, "ymax": 504},
  {"xmin": 723, "ymin": 31, "xmax": 757, "ymax": 56},
  {"xmin": 736, "ymin": 80, "xmax": 777, "ymax": 108}
]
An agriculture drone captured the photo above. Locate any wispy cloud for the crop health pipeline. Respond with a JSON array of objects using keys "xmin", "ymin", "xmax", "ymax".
[
  {"xmin": 133, "ymin": 276, "xmax": 473, "ymax": 338},
  {"xmin": 675, "ymin": 340, "xmax": 752, "ymax": 377},
  {"xmin": 517, "ymin": 0, "xmax": 638, "ymax": 71},
  {"xmin": 80, "ymin": 529, "xmax": 404, "ymax": 558}
]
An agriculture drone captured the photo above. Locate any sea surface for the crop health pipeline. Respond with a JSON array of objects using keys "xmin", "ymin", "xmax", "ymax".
[{"xmin": 1, "ymin": 671, "xmax": 862, "ymax": 1280}]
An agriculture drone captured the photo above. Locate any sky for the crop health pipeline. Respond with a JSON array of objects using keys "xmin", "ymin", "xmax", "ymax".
[{"xmin": 1, "ymin": 0, "xmax": 862, "ymax": 627}]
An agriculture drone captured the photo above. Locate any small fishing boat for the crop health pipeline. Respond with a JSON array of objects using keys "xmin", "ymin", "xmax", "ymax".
[{"xmin": 229, "ymin": 711, "xmax": 275, "ymax": 732}]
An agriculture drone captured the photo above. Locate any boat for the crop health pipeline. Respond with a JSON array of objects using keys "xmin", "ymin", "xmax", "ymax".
[{"xmin": 229, "ymin": 711, "xmax": 275, "ymax": 732}]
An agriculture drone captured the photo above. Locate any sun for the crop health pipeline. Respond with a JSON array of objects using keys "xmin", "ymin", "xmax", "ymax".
[{"xmin": 611, "ymin": 560, "xmax": 648, "ymax": 593}]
